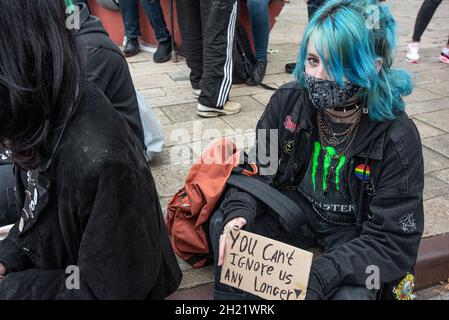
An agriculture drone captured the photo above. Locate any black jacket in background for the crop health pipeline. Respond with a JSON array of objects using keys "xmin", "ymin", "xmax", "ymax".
[
  {"xmin": 0, "ymin": 82, "xmax": 182, "ymax": 299},
  {"xmin": 77, "ymin": 4, "xmax": 145, "ymax": 148},
  {"xmin": 221, "ymin": 81, "xmax": 425, "ymax": 297}
]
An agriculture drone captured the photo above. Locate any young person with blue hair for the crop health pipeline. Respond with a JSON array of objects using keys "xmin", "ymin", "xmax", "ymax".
[{"xmin": 210, "ymin": 0, "xmax": 424, "ymax": 300}]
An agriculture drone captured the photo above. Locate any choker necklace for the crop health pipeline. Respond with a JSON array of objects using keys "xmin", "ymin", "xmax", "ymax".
[{"xmin": 331, "ymin": 104, "xmax": 360, "ymax": 113}]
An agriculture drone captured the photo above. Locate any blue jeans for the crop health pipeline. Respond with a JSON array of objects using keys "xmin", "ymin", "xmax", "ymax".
[
  {"xmin": 247, "ymin": 0, "xmax": 270, "ymax": 61},
  {"xmin": 119, "ymin": 0, "xmax": 170, "ymax": 43},
  {"xmin": 307, "ymin": 0, "xmax": 327, "ymax": 19},
  {"xmin": 209, "ymin": 190, "xmax": 378, "ymax": 300}
]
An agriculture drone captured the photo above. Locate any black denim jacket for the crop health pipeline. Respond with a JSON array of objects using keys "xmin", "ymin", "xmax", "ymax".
[{"xmin": 222, "ymin": 81, "xmax": 424, "ymax": 297}]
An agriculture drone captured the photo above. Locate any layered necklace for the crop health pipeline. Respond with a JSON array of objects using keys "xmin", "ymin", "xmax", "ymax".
[
  {"xmin": 317, "ymin": 106, "xmax": 362, "ymax": 154},
  {"xmin": 311, "ymin": 106, "xmax": 363, "ymax": 194}
]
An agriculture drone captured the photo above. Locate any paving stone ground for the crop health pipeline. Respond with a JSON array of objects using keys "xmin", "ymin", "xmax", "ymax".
[{"xmin": 124, "ymin": 0, "xmax": 449, "ymax": 296}]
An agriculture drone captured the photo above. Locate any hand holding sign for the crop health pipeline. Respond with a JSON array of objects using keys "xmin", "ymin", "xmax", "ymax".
[
  {"xmin": 218, "ymin": 217, "xmax": 247, "ymax": 266},
  {"xmin": 220, "ymin": 229, "xmax": 313, "ymax": 300}
]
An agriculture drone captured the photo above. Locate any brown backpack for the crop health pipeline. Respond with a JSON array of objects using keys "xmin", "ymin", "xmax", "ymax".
[{"xmin": 164, "ymin": 138, "xmax": 257, "ymax": 268}]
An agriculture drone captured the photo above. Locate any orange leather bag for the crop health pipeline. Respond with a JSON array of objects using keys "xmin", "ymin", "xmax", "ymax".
[{"xmin": 164, "ymin": 138, "xmax": 257, "ymax": 268}]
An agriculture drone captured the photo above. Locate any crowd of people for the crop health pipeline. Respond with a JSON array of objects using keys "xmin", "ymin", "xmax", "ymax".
[{"xmin": 0, "ymin": 0, "xmax": 445, "ymax": 300}]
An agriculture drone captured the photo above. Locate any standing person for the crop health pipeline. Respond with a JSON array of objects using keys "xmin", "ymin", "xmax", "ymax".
[
  {"xmin": 210, "ymin": 0, "xmax": 423, "ymax": 300},
  {"xmin": 406, "ymin": 0, "xmax": 449, "ymax": 64},
  {"xmin": 119, "ymin": 0, "xmax": 172, "ymax": 63},
  {"xmin": 175, "ymin": 0, "xmax": 242, "ymax": 118},
  {"xmin": 0, "ymin": 0, "xmax": 182, "ymax": 299},
  {"xmin": 247, "ymin": 0, "xmax": 270, "ymax": 84}
]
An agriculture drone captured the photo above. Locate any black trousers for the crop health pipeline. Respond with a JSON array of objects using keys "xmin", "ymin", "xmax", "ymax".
[
  {"xmin": 412, "ymin": 0, "xmax": 445, "ymax": 43},
  {"xmin": 209, "ymin": 190, "xmax": 379, "ymax": 300},
  {"xmin": 175, "ymin": 0, "xmax": 239, "ymax": 108}
]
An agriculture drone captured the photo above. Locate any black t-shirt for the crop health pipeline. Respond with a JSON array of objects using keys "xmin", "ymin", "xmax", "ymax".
[{"xmin": 298, "ymin": 122, "xmax": 355, "ymax": 222}]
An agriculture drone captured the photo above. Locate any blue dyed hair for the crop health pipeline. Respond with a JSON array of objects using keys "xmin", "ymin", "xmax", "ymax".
[{"xmin": 294, "ymin": 0, "xmax": 413, "ymax": 121}]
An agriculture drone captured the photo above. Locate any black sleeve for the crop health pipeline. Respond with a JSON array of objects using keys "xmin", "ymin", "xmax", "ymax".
[
  {"xmin": 222, "ymin": 93, "xmax": 283, "ymax": 226},
  {"xmin": 0, "ymin": 224, "xmax": 33, "ymax": 274},
  {"xmin": 0, "ymin": 159, "xmax": 164, "ymax": 299},
  {"xmin": 86, "ymin": 47, "xmax": 145, "ymax": 148},
  {"xmin": 310, "ymin": 132, "xmax": 425, "ymax": 297}
]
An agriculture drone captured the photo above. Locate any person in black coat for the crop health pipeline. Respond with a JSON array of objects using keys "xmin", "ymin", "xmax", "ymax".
[
  {"xmin": 0, "ymin": 0, "xmax": 181, "ymax": 299},
  {"xmin": 0, "ymin": 1, "xmax": 146, "ymax": 227}
]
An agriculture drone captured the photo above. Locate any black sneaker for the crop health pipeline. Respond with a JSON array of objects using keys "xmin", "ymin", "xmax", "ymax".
[
  {"xmin": 251, "ymin": 59, "xmax": 267, "ymax": 84},
  {"xmin": 123, "ymin": 38, "xmax": 140, "ymax": 57},
  {"xmin": 153, "ymin": 39, "xmax": 172, "ymax": 63}
]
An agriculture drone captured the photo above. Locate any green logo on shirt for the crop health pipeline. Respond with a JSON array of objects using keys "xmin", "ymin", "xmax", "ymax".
[{"xmin": 311, "ymin": 141, "xmax": 346, "ymax": 193}]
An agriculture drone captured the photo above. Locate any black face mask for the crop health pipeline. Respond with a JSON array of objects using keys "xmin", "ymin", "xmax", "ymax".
[{"xmin": 303, "ymin": 72, "xmax": 361, "ymax": 110}]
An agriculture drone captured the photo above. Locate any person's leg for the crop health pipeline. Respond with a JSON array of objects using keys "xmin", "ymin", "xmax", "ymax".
[
  {"xmin": 307, "ymin": 0, "xmax": 327, "ymax": 20},
  {"xmin": 247, "ymin": 0, "xmax": 270, "ymax": 84},
  {"xmin": 175, "ymin": 0, "xmax": 203, "ymax": 89},
  {"xmin": 119, "ymin": 0, "xmax": 141, "ymax": 39},
  {"xmin": 0, "ymin": 163, "xmax": 19, "ymax": 227},
  {"xmin": 412, "ymin": 0, "xmax": 443, "ymax": 42},
  {"xmin": 247, "ymin": 0, "xmax": 270, "ymax": 62},
  {"xmin": 140, "ymin": 0, "xmax": 172, "ymax": 63},
  {"xmin": 284, "ymin": 0, "xmax": 326, "ymax": 74},
  {"xmin": 407, "ymin": 0, "xmax": 443, "ymax": 63},
  {"xmin": 140, "ymin": 0, "xmax": 171, "ymax": 43},
  {"xmin": 119, "ymin": 0, "xmax": 141, "ymax": 57},
  {"xmin": 197, "ymin": 0, "xmax": 241, "ymax": 116},
  {"xmin": 329, "ymin": 285, "xmax": 378, "ymax": 300}
]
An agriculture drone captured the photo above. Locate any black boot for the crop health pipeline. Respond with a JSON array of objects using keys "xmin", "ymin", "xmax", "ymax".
[
  {"xmin": 153, "ymin": 39, "xmax": 172, "ymax": 63},
  {"xmin": 251, "ymin": 60, "xmax": 267, "ymax": 84},
  {"xmin": 123, "ymin": 38, "xmax": 140, "ymax": 57}
]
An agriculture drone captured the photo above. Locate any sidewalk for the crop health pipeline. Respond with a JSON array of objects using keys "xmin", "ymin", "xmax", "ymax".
[{"xmin": 125, "ymin": 0, "xmax": 449, "ymax": 298}]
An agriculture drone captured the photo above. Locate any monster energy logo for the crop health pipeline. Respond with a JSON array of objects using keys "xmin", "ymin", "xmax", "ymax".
[{"xmin": 311, "ymin": 141, "xmax": 346, "ymax": 192}]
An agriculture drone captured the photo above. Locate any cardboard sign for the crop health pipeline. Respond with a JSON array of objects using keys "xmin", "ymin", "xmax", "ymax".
[{"xmin": 220, "ymin": 229, "xmax": 313, "ymax": 300}]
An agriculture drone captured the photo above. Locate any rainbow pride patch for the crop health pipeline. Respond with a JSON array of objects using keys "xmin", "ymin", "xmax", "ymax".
[{"xmin": 355, "ymin": 164, "xmax": 371, "ymax": 181}]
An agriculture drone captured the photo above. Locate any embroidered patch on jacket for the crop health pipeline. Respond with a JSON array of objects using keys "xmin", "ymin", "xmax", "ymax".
[
  {"xmin": 355, "ymin": 164, "xmax": 371, "ymax": 181},
  {"xmin": 284, "ymin": 140, "xmax": 295, "ymax": 154},
  {"xmin": 0, "ymin": 149, "xmax": 10, "ymax": 161},
  {"xmin": 393, "ymin": 273, "xmax": 415, "ymax": 300},
  {"xmin": 284, "ymin": 115, "xmax": 301, "ymax": 133},
  {"xmin": 398, "ymin": 212, "xmax": 417, "ymax": 234}
]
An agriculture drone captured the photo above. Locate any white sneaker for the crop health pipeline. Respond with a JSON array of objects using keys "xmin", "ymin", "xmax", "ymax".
[
  {"xmin": 196, "ymin": 101, "xmax": 242, "ymax": 118},
  {"xmin": 193, "ymin": 89, "xmax": 201, "ymax": 98},
  {"xmin": 440, "ymin": 47, "xmax": 449, "ymax": 64},
  {"xmin": 406, "ymin": 42, "xmax": 420, "ymax": 64}
]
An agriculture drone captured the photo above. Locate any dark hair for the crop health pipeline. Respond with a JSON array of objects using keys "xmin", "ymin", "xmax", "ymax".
[{"xmin": 0, "ymin": 0, "xmax": 85, "ymax": 169}]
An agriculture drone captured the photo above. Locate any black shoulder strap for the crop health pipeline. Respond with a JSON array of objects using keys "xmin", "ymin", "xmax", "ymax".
[{"xmin": 226, "ymin": 174, "xmax": 306, "ymax": 233}]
